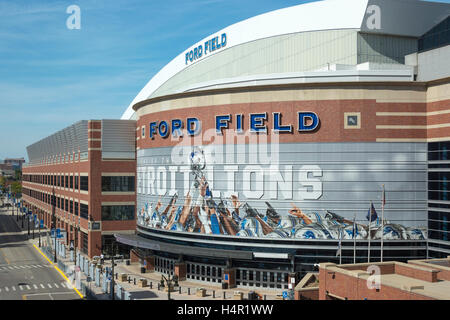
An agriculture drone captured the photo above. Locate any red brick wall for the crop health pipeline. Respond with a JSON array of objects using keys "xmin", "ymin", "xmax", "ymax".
[{"xmin": 395, "ymin": 264, "xmax": 438, "ymax": 283}]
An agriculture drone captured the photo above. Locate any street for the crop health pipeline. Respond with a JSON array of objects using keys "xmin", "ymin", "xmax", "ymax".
[{"xmin": 0, "ymin": 204, "xmax": 81, "ymax": 300}]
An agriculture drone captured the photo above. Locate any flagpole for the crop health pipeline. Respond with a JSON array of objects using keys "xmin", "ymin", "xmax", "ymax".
[
  {"xmin": 339, "ymin": 227, "xmax": 342, "ymax": 265},
  {"xmin": 368, "ymin": 203, "xmax": 371, "ymax": 263},
  {"xmin": 353, "ymin": 214, "xmax": 356, "ymax": 264},
  {"xmin": 381, "ymin": 184, "xmax": 385, "ymax": 263}
]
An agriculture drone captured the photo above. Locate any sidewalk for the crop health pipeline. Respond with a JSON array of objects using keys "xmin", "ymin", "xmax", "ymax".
[{"xmin": 2, "ymin": 199, "xmax": 283, "ymax": 301}]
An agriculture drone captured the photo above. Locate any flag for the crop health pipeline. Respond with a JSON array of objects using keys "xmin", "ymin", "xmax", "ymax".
[{"xmin": 366, "ymin": 202, "xmax": 378, "ymax": 222}]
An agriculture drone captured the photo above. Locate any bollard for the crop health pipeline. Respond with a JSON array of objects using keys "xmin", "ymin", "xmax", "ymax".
[
  {"xmin": 188, "ymin": 287, "xmax": 190, "ymax": 295},
  {"xmin": 128, "ymin": 277, "xmax": 131, "ymax": 283},
  {"xmin": 213, "ymin": 290, "xmax": 215, "ymax": 298},
  {"xmin": 150, "ymin": 282, "xmax": 152, "ymax": 289},
  {"xmin": 223, "ymin": 291, "xmax": 226, "ymax": 299},
  {"xmin": 264, "ymin": 294, "xmax": 266, "ymax": 300},
  {"xmin": 157, "ymin": 283, "xmax": 160, "ymax": 291},
  {"xmin": 179, "ymin": 286, "xmax": 181, "ymax": 294},
  {"xmin": 134, "ymin": 278, "xmax": 136, "ymax": 285},
  {"xmin": 115, "ymin": 273, "xmax": 118, "ymax": 280}
]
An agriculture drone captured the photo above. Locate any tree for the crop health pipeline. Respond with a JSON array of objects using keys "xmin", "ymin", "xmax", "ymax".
[
  {"xmin": 0, "ymin": 176, "xmax": 6, "ymax": 193},
  {"xmin": 10, "ymin": 181, "xmax": 22, "ymax": 196},
  {"xmin": 14, "ymin": 169, "xmax": 21, "ymax": 181}
]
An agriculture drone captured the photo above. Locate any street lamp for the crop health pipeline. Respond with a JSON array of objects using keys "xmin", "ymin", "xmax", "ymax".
[
  {"xmin": 27, "ymin": 209, "xmax": 30, "ymax": 236},
  {"xmin": 38, "ymin": 211, "xmax": 41, "ymax": 247},
  {"xmin": 161, "ymin": 274, "xmax": 175, "ymax": 300},
  {"xmin": 104, "ymin": 243, "xmax": 123, "ymax": 301},
  {"xmin": 52, "ymin": 187, "xmax": 57, "ymax": 263}
]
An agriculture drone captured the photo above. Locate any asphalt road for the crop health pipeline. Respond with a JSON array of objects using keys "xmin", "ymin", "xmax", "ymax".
[{"xmin": 0, "ymin": 204, "xmax": 81, "ymax": 300}]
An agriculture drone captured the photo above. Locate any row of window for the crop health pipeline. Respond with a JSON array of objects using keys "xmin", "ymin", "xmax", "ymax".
[
  {"xmin": 101, "ymin": 205, "xmax": 135, "ymax": 221},
  {"xmin": 101, "ymin": 176, "xmax": 135, "ymax": 192},
  {"xmin": 428, "ymin": 141, "xmax": 450, "ymax": 243},
  {"xmin": 23, "ymin": 174, "xmax": 136, "ymax": 193},
  {"xmin": 23, "ymin": 187, "xmax": 134, "ymax": 222},
  {"xmin": 22, "ymin": 187, "xmax": 81, "ymax": 216},
  {"xmin": 23, "ymin": 174, "xmax": 87, "ymax": 191}
]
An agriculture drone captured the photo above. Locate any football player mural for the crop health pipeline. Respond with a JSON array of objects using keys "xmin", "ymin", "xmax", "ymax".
[{"xmin": 137, "ymin": 147, "xmax": 427, "ymax": 241}]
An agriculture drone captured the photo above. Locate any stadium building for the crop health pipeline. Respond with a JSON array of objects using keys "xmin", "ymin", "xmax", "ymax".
[{"xmin": 115, "ymin": 0, "xmax": 448, "ymax": 290}]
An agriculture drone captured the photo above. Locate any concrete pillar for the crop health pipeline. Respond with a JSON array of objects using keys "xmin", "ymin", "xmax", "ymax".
[
  {"xmin": 130, "ymin": 249, "xmax": 139, "ymax": 264},
  {"xmin": 288, "ymin": 272, "xmax": 298, "ymax": 290},
  {"xmin": 144, "ymin": 256, "xmax": 155, "ymax": 272},
  {"xmin": 223, "ymin": 268, "xmax": 236, "ymax": 289},
  {"xmin": 175, "ymin": 262, "xmax": 187, "ymax": 281}
]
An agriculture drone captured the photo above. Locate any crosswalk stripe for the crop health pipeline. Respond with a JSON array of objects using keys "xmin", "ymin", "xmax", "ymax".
[
  {"xmin": 54, "ymin": 283, "xmax": 59, "ymax": 288},
  {"xmin": 5, "ymin": 287, "xmax": 9, "ymax": 292},
  {"xmin": 19, "ymin": 285, "xmax": 23, "ymax": 290},
  {"xmin": 26, "ymin": 285, "xmax": 31, "ymax": 290},
  {"xmin": 20, "ymin": 266, "xmax": 26, "ymax": 269},
  {"xmin": 33, "ymin": 285, "xmax": 37, "ymax": 289},
  {"xmin": 60, "ymin": 283, "xmax": 66, "ymax": 288},
  {"xmin": 40, "ymin": 284, "xmax": 45, "ymax": 289},
  {"xmin": 12, "ymin": 286, "xmax": 16, "ymax": 291},
  {"xmin": 47, "ymin": 284, "xmax": 52, "ymax": 288}
]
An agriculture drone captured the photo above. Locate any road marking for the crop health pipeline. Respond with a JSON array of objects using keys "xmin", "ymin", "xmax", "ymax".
[
  {"xmin": 19, "ymin": 285, "xmax": 23, "ymax": 290},
  {"xmin": 12, "ymin": 286, "xmax": 16, "ymax": 291},
  {"xmin": 32, "ymin": 244, "xmax": 84, "ymax": 299},
  {"xmin": 54, "ymin": 283, "xmax": 59, "ymax": 288},
  {"xmin": 5, "ymin": 287, "xmax": 9, "ymax": 292},
  {"xmin": 26, "ymin": 285, "xmax": 31, "ymax": 290},
  {"xmin": 47, "ymin": 284, "xmax": 52, "ymax": 288},
  {"xmin": 60, "ymin": 282, "xmax": 66, "ymax": 288},
  {"xmin": 40, "ymin": 284, "xmax": 45, "ymax": 289},
  {"xmin": 33, "ymin": 285, "xmax": 37, "ymax": 289},
  {"xmin": 0, "ymin": 248, "xmax": 10, "ymax": 265}
]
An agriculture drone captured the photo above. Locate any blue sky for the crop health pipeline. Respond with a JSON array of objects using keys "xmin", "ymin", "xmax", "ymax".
[{"xmin": 0, "ymin": 0, "xmax": 449, "ymax": 161}]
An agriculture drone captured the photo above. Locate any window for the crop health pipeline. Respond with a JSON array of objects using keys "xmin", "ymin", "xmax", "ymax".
[
  {"xmin": 65, "ymin": 199, "xmax": 68, "ymax": 212},
  {"xmin": 70, "ymin": 200, "xmax": 73, "ymax": 214},
  {"xmin": 70, "ymin": 176, "xmax": 73, "ymax": 189},
  {"xmin": 65, "ymin": 175, "xmax": 68, "ymax": 188},
  {"xmin": 80, "ymin": 203, "xmax": 89, "ymax": 220},
  {"xmin": 74, "ymin": 201, "xmax": 79, "ymax": 216},
  {"xmin": 80, "ymin": 176, "xmax": 88, "ymax": 191},
  {"xmin": 101, "ymin": 205, "xmax": 135, "ymax": 221},
  {"xmin": 102, "ymin": 176, "xmax": 135, "ymax": 192},
  {"xmin": 344, "ymin": 112, "xmax": 361, "ymax": 129},
  {"xmin": 75, "ymin": 175, "xmax": 79, "ymax": 190},
  {"xmin": 81, "ymin": 231, "xmax": 89, "ymax": 255}
]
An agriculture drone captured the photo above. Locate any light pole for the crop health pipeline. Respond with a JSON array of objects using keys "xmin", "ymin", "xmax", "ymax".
[
  {"xmin": 27, "ymin": 209, "xmax": 30, "ymax": 236},
  {"xmin": 106, "ymin": 243, "xmax": 123, "ymax": 300},
  {"xmin": 38, "ymin": 212, "xmax": 41, "ymax": 247},
  {"xmin": 161, "ymin": 274, "xmax": 174, "ymax": 300},
  {"xmin": 52, "ymin": 188, "xmax": 57, "ymax": 263}
]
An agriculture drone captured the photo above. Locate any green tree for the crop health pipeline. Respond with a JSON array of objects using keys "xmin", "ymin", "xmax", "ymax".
[
  {"xmin": 0, "ymin": 176, "xmax": 6, "ymax": 193},
  {"xmin": 14, "ymin": 169, "xmax": 22, "ymax": 181},
  {"xmin": 10, "ymin": 181, "xmax": 22, "ymax": 196}
]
